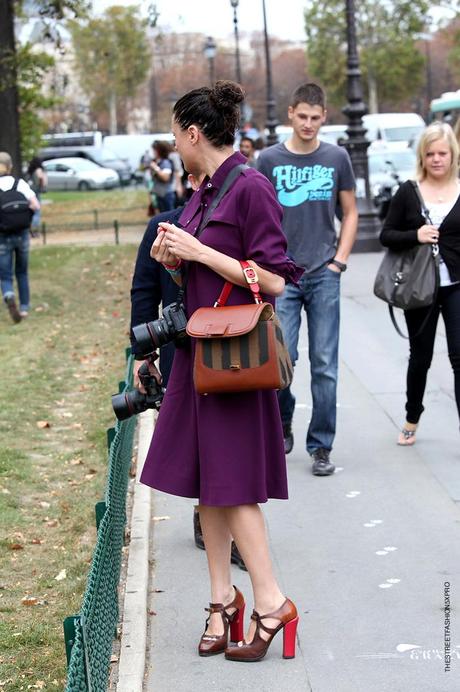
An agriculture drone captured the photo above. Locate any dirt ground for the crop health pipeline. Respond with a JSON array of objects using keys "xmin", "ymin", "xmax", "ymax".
[{"xmin": 30, "ymin": 224, "xmax": 147, "ymax": 248}]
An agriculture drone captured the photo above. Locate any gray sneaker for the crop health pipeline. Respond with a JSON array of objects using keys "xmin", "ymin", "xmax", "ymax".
[{"xmin": 311, "ymin": 448, "xmax": 335, "ymax": 476}]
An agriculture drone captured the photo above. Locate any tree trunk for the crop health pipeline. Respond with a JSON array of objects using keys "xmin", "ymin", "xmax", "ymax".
[
  {"xmin": 0, "ymin": 0, "xmax": 22, "ymax": 175},
  {"xmin": 109, "ymin": 91, "xmax": 117, "ymax": 135}
]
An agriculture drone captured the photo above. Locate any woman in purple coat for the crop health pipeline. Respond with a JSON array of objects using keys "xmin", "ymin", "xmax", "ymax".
[{"xmin": 140, "ymin": 81, "xmax": 303, "ymax": 662}]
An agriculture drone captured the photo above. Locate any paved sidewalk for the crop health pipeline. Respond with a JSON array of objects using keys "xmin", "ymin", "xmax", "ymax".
[{"xmin": 118, "ymin": 252, "xmax": 459, "ymax": 692}]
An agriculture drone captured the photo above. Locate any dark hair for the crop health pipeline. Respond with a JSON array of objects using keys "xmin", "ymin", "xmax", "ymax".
[
  {"xmin": 27, "ymin": 156, "xmax": 43, "ymax": 176},
  {"xmin": 153, "ymin": 140, "xmax": 172, "ymax": 159},
  {"xmin": 240, "ymin": 136, "xmax": 254, "ymax": 147},
  {"xmin": 173, "ymin": 80, "xmax": 245, "ymax": 147},
  {"xmin": 289, "ymin": 83, "xmax": 326, "ymax": 110}
]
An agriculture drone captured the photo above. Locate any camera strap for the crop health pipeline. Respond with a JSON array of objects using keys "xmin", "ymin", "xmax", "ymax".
[{"xmin": 177, "ymin": 163, "xmax": 248, "ymax": 305}]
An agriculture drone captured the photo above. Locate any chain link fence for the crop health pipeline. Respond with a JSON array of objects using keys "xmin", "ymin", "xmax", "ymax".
[{"xmin": 64, "ymin": 351, "xmax": 137, "ymax": 691}]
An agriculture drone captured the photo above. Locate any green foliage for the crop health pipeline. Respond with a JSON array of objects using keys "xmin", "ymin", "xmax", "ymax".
[
  {"xmin": 69, "ymin": 6, "xmax": 150, "ymax": 125},
  {"xmin": 305, "ymin": 0, "xmax": 430, "ymax": 110},
  {"xmin": 16, "ymin": 45, "xmax": 57, "ymax": 162}
]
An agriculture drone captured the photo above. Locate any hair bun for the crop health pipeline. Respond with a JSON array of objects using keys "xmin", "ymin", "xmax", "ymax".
[{"xmin": 210, "ymin": 80, "xmax": 245, "ymax": 109}]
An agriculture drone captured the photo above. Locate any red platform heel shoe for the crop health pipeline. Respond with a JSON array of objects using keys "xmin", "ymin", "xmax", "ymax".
[
  {"xmin": 198, "ymin": 586, "xmax": 245, "ymax": 657},
  {"xmin": 224, "ymin": 598, "xmax": 298, "ymax": 662}
]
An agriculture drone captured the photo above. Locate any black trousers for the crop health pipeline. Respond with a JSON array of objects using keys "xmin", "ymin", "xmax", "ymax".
[{"xmin": 404, "ymin": 282, "xmax": 460, "ymax": 425}]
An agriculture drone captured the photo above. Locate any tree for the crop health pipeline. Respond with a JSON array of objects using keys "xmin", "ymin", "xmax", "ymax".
[
  {"xmin": 304, "ymin": 0, "xmax": 430, "ymax": 114},
  {"xmin": 69, "ymin": 6, "xmax": 150, "ymax": 134},
  {"xmin": 0, "ymin": 0, "xmax": 88, "ymax": 174}
]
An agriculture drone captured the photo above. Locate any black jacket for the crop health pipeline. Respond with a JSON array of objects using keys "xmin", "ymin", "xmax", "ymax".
[
  {"xmin": 130, "ymin": 207, "xmax": 182, "ymax": 385},
  {"xmin": 380, "ymin": 180, "xmax": 460, "ymax": 282}
]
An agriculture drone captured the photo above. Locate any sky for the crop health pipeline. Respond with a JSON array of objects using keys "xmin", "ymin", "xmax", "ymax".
[{"xmin": 92, "ymin": 0, "xmax": 308, "ymax": 41}]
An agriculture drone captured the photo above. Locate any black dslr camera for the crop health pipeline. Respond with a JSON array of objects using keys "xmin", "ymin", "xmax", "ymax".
[
  {"xmin": 111, "ymin": 359, "xmax": 164, "ymax": 421},
  {"xmin": 132, "ymin": 302, "xmax": 188, "ymax": 353}
]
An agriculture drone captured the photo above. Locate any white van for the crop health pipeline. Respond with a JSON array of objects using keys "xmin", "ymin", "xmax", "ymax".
[
  {"xmin": 362, "ymin": 113, "xmax": 425, "ymax": 147},
  {"xmin": 103, "ymin": 133, "xmax": 174, "ymax": 174}
]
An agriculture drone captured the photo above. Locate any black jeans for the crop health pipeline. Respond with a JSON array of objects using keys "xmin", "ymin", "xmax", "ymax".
[{"xmin": 404, "ymin": 282, "xmax": 460, "ymax": 424}]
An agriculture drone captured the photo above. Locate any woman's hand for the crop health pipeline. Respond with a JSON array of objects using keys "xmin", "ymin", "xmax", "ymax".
[
  {"xmin": 158, "ymin": 222, "xmax": 204, "ymax": 262},
  {"xmin": 417, "ymin": 224, "xmax": 439, "ymax": 244},
  {"xmin": 151, "ymin": 228, "xmax": 179, "ymax": 265}
]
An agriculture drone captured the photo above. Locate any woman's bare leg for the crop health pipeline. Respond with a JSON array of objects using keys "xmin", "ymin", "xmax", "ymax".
[
  {"xmin": 198, "ymin": 504, "xmax": 234, "ymax": 636},
  {"xmin": 225, "ymin": 504, "xmax": 285, "ymax": 640}
]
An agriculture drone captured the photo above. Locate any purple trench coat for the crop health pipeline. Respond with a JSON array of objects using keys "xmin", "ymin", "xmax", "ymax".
[{"xmin": 140, "ymin": 152, "xmax": 303, "ymax": 506}]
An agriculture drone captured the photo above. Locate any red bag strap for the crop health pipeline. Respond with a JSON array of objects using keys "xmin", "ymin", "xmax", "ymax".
[{"xmin": 214, "ymin": 260, "xmax": 263, "ymax": 307}]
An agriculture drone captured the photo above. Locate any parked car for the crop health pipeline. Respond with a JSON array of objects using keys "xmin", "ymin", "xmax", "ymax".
[
  {"xmin": 43, "ymin": 157, "xmax": 119, "ymax": 191},
  {"xmin": 362, "ymin": 113, "xmax": 425, "ymax": 148},
  {"xmin": 368, "ymin": 144, "xmax": 417, "ymax": 218},
  {"xmin": 319, "ymin": 124, "xmax": 348, "ymax": 145},
  {"xmin": 39, "ymin": 145, "xmax": 132, "ymax": 186}
]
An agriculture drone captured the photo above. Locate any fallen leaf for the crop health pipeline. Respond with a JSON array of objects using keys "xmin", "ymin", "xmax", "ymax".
[
  {"xmin": 39, "ymin": 501, "xmax": 50, "ymax": 509},
  {"xmin": 36, "ymin": 421, "xmax": 51, "ymax": 429},
  {"xmin": 21, "ymin": 596, "xmax": 39, "ymax": 606},
  {"xmin": 110, "ymin": 654, "xmax": 118, "ymax": 663},
  {"xmin": 148, "ymin": 610, "xmax": 156, "ymax": 616},
  {"xmin": 31, "ymin": 538, "xmax": 44, "ymax": 545},
  {"xmin": 54, "ymin": 569, "xmax": 66, "ymax": 581},
  {"xmin": 9, "ymin": 543, "xmax": 24, "ymax": 551},
  {"xmin": 70, "ymin": 458, "xmax": 83, "ymax": 466},
  {"xmin": 45, "ymin": 520, "xmax": 58, "ymax": 528}
]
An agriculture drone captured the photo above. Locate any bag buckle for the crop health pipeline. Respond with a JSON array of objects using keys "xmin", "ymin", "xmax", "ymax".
[{"xmin": 242, "ymin": 265, "xmax": 258, "ymax": 284}]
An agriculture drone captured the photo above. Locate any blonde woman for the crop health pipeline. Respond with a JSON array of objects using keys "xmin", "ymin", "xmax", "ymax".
[{"xmin": 380, "ymin": 122, "xmax": 460, "ymax": 444}]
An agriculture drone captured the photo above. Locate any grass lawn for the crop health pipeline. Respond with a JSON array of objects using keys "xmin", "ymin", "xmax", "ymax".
[
  {"xmin": 0, "ymin": 243, "xmax": 137, "ymax": 690},
  {"xmin": 41, "ymin": 187, "xmax": 149, "ymax": 231}
]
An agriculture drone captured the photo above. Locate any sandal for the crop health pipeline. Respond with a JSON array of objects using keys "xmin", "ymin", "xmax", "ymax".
[{"xmin": 397, "ymin": 427, "xmax": 417, "ymax": 446}]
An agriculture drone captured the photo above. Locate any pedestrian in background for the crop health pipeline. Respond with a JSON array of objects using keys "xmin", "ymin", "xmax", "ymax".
[
  {"xmin": 27, "ymin": 156, "xmax": 47, "ymax": 233},
  {"xmin": 380, "ymin": 122, "xmax": 460, "ymax": 444},
  {"xmin": 0, "ymin": 152, "xmax": 40, "ymax": 323},
  {"xmin": 149, "ymin": 140, "xmax": 175, "ymax": 213},
  {"xmin": 140, "ymin": 80, "xmax": 303, "ymax": 662},
  {"xmin": 239, "ymin": 136, "xmax": 257, "ymax": 167},
  {"xmin": 257, "ymin": 83, "xmax": 358, "ymax": 475}
]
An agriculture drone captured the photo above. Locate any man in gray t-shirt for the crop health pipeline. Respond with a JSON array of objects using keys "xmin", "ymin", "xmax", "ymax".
[{"xmin": 258, "ymin": 83, "xmax": 358, "ymax": 476}]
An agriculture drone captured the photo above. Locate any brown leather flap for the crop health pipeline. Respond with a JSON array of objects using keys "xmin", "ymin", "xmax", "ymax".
[{"xmin": 186, "ymin": 303, "xmax": 274, "ymax": 338}]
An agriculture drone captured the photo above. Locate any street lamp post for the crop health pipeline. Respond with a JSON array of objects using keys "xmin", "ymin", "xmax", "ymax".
[
  {"xmin": 262, "ymin": 0, "xmax": 279, "ymax": 145},
  {"xmin": 203, "ymin": 36, "xmax": 217, "ymax": 87},
  {"xmin": 342, "ymin": 0, "xmax": 381, "ymax": 252},
  {"xmin": 230, "ymin": 0, "xmax": 242, "ymax": 84}
]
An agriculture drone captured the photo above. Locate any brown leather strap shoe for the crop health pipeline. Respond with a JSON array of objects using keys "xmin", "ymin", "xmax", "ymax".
[
  {"xmin": 198, "ymin": 586, "xmax": 245, "ymax": 657},
  {"xmin": 225, "ymin": 597, "xmax": 298, "ymax": 662}
]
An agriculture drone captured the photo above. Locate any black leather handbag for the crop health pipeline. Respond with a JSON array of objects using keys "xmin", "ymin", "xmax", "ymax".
[{"xmin": 373, "ymin": 181, "xmax": 440, "ymax": 337}]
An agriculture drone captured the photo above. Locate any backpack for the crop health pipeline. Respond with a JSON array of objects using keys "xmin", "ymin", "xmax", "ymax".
[{"xmin": 0, "ymin": 179, "xmax": 34, "ymax": 233}]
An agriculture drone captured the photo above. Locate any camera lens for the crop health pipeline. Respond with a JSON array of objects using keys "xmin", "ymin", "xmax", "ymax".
[
  {"xmin": 111, "ymin": 389, "xmax": 147, "ymax": 421},
  {"xmin": 133, "ymin": 318, "xmax": 170, "ymax": 352}
]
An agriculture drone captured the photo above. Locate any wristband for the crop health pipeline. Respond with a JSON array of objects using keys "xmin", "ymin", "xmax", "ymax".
[
  {"xmin": 163, "ymin": 260, "xmax": 182, "ymax": 271},
  {"xmin": 328, "ymin": 259, "xmax": 347, "ymax": 272}
]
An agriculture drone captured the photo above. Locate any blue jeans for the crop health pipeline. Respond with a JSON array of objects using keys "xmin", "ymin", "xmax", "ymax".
[
  {"xmin": 277, "ymin": 266, "xmax": 341, "ymax": 453},
  {"xmin": 0, "ymin": 230, "xmax": 30, "ymax": 311}
]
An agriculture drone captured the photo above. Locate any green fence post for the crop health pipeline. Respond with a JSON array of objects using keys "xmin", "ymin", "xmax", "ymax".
[
  {"xmin": 125, "ymin": 346, "xmax": 131, "ymax": 361},
  {"xmin": 113, "ymin": 220, "xmax": 119, "ymax": 245},
  {"xmin": 63, "ymin": 615, "xmax": 79, "ymax": 665},
  {"xmin": 95, "ymin": 501, "xmax": 107, "ymax": 530},
  {"xmin": 93, "ymin": 209, "xmax": 99, "ymax": 230},
  {"xmin": 107, "ymin": 427, "xmax": 116, "ymax": 449},
  {"xmin": 41, "ymin": 222, "xmax": 47, "ymax": 245}
]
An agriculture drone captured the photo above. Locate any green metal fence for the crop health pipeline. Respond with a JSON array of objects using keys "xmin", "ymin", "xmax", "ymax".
[{"xmin": 64, "ymin": 350, "xmax": 137, "ymax": 691}]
